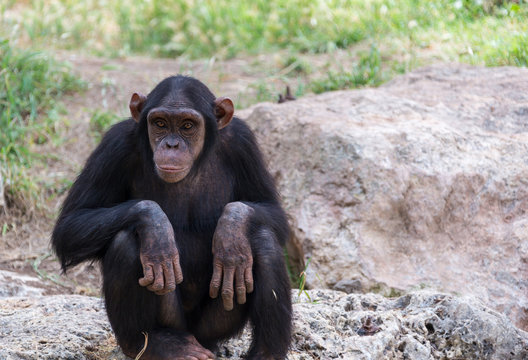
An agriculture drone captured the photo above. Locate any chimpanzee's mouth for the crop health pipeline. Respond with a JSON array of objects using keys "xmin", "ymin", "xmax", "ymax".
[{"xmin": 156, "ymin": 165, "xmax": 186, "ymax": 173}]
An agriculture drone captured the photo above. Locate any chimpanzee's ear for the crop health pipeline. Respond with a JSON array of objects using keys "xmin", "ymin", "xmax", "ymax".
[
  {"xmin": 129, "ymin": 93, "xmax": 147, "ymax": 123},
  {"xmin": 214, "ymin": 97, "xmax": 234, "ymax": 130}
]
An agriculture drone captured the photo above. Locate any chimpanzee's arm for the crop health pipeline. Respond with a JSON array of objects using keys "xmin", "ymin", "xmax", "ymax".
[
  {"xmin": 51, "ymin": 120, "xmax": 146, "ymax": 271},
  {"xmin": 210, "ymin": 118, "xmax": 290, "ymax": 310},
  {"xmin": 225, "ymin": 118, "xmax": 290, "ymax": 243},
  {"xmin": 53, "ymin": 121, "xmax": 182, "ymax": 293}
]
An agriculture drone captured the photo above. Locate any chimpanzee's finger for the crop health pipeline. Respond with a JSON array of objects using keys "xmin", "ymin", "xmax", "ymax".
[
  {"xmin": 209, "ymin": 262, "xmax": 223, "ymax": 298},
  {"xmin": 138, "ymin": 264, "xmax": 154, "ymax": 287},
  {"xmin": 148, "ymin": 264, "xmax": 164, "ymax": 292},
  {"xmin": 173, "ymin": 258, "xmax": 183, "ymax": 284},
  {"xmin": 221, "ymin": 267, "xmax": 235, "ymax": 311},
  {"xmin": 245, "ymin": 266, "xmax": 254, "ymax": 293},
  {"xmin": 163, "ymin": 261, "xmax": 176, "ymax": 293},
  {"xmin": 235, "ymin": 267, "xmax": 246, "ymax": 304}
]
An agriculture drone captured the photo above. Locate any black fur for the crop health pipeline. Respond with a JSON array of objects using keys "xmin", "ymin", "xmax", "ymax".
[{"xmin": 51, "ymin": 76, "xmax": 292, "ymax": 359}]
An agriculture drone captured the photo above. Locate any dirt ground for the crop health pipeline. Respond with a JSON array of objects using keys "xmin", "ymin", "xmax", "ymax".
[{"xmin": 0, "ymin": 49, "xmax": 352, "ymax": 296}]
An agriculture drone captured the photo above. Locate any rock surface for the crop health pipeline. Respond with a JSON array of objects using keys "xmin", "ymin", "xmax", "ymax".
[
  {"xmin": 0, "ymin": 295, "xmax": 123, "ymax": 360},
  {"xmin": 1, "ymin": 290, "xmax": 527, "ymax": 359},
  {"xmin": 0, "ymin": 270, "xmax": 48, "ymax": 298},
  {"xmin": 240, "ymin": 64, "xmax": 528, "ymax": 330}
]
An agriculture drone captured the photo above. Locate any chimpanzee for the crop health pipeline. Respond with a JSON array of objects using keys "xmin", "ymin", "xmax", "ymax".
[{"xmin": 51, "ymin": 76, "xmax": 292, "ymax": 360}]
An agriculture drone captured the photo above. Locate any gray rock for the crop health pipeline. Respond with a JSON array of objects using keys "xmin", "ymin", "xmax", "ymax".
[
  {"xmin": 239, "ymin": 64, "xmax": 528, "ymax": 330},
  {"xmin": 281, "ymin": 290, "xmax": 528, "ymax": 359},
  {"xmin": 1, "ymin": 291, "xmax": 526, "ymax": 359},
  {"xmin": 0, "ymin": 295, "xmax": 125, "ymax": 360},
  {"xmin": 333, "ymin": 279, "xmax": 363, "ymax": 293},
  {"xmin": 0, "ymin": 270, "xmax": 46, "ymax": 298}
]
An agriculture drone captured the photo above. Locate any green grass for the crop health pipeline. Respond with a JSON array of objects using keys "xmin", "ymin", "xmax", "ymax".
[
  {"xmin": 1, "ymin": 0, "xmax": 369, "ymax": 58},
  {"xmin": 310, "ymin": 44, "xmax": 383, "ymax": 93},
  {"xmin": 1, "ymin": 0, "xmax": 527, "ymax": 67},
  {"xmin": 89, "ymin": 110, "xmax": 120, "ymax": 144},
  {"xmin": 281, "ymin": 55, "xmax": 313, "ymax": 75},
  {"xmin": 480, "ymin": 31, "xmax": 528, "ymax": 67},
  {"xmin": 0, "ymin": 39, "xmax": 83, "ymax": 213}
]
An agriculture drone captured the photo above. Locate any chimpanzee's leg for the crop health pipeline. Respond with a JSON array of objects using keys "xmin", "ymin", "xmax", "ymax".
[
  {"xmin": 191, "ymin": 296, "xmax": 249, "ymax": 351},
  {"xmin": 245, "ymin": 228, "xmax": 292, "ymax": 359},
  {"xmin": 102, "ymin": 230, "xmax": 214, "ymax": 360},
  {"xmin": 103, "ymin": 230, "xmax": 159, "ymax": 356},
  {"xmin": 192, "ymin": 228, "xmax": 292, "ymax": 359}
]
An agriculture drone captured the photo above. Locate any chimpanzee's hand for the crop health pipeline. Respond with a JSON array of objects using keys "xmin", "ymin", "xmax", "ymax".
[
  {"xmin": 209, "ymin": 202, "xmax": 254, "ymax": 311},
  {"xmin": 137, "ymin": 218, "xmax": 183, "ymax": 295}
]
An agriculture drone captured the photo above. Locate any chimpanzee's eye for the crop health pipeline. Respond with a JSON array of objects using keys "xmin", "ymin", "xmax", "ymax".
[
  {"xmin": 181, "ymin": 122, "xmax": 194, "ymax": 130},
  {"xmin": 154, "ymin": 119, "xmax": 166, "ymax": 128}
]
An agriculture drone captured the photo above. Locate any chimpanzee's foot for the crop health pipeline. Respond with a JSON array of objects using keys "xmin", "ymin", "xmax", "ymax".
[
  {"xmin": 122, "ymin": 332, "xmax": 215, "ymax": 360},
  {"xmin": 175, "ymin": 334, "xmax": 215, "ymax": 360}
]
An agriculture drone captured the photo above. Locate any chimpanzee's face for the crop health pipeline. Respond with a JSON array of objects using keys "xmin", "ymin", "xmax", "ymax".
[
  {"xmin": 128, "ymin": 79, "xmax": 234, "ymax": 184},
  {"xmin": 145, "ymin": 100, "xmax": 206, "ymax": 183}
]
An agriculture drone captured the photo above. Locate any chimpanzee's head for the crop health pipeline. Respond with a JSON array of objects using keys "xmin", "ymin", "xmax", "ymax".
[{"xmin": 129, "ymin": 76, "xmax": 233, "ymax": 183}]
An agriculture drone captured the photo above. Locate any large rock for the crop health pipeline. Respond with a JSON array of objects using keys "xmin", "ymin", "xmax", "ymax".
[
  {"xmin": 240, "ymin": 65, "xmax": 528, "ymax": 330},
  {"xmin": 1, "ymin": 291, "xmax": 526, "ymax": 359},
  {"xmin": 0, "ymin": 295, "xmax": 124, "ymax": 360}
]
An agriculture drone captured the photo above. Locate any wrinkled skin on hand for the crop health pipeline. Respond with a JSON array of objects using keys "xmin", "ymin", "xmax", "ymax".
[
  {"xmin": 209, "ymin": 202, "xmax": 255, "ymax": 311},
  {"xmin": 135, "ymin": 202, "xmax": 183, "ymax": 295}
]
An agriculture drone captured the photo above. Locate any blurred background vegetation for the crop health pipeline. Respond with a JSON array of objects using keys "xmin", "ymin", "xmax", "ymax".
[
  {"xmin": 2, "ymin": 0, "xmax": 527, "ymax": 62},
  {"xmin": 0, "ymin": 0, "xmax": 527, "ymax": 217}
]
